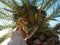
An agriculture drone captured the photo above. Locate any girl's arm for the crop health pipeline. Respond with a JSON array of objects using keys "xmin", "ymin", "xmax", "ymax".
[{"xmin": 26, "ymin": 26, "xmax": 38, "ymax": 40}]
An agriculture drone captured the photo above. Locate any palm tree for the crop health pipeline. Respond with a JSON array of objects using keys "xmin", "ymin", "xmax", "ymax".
[{"xmin": 0, "ymin": 0, "xmax": 60, "ymax": 45}]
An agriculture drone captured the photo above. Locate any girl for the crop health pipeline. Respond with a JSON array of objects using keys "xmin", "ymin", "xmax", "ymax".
[{"xmin": 7, "ymin": 18, "xmax": 38, "ymax": 45}]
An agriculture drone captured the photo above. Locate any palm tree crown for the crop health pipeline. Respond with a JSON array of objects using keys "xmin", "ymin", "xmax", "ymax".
[{"xmin": 0, "ymin": 0, "xmax": 60, "ymax": 44}]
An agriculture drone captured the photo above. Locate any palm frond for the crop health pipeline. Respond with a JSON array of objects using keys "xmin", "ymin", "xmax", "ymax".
[
  {"xmin": 46, "ymin": 5, "xmax": 60, "ymax": 21},
  {"xmin": 0, "ymin": 12, "xmax": 13, "ymax": 21},
  {"xmin": 54, "ymin": 23, "xmax": 60, "ymax": 30},
  {"xmin": 21, "ymin": 0, "xmax": 25, "ymax": 5},
  {"xmin": 32, "ymin": 0, "xmax": 37, "ymax": 6},
  {"xmin": 0, "ymin": 24, "xmax": 15, "ymax": 30},
  {"xmin": 0, "ymin": 0, "xmax": 13, "ymax": 9},
  {"xmin": 44, "ymin": 0, "xmax": 57, "ymax": 11},
  {"xmin": 39, "ymin": 0, "xmax": 44, "ymax": 10},
  {"xmin": 0, "ymin": 7, "xmax": 13, "ymax": 13},
  {"xmin": 56, "ymin": 31, "xmax": 60, "ymax": 35},
  {"xmin": 52, "ymin": 23, "xmax": 60, "ymax": 35},
  {"xmin": 37, "ymin": 0, "xmax": 44, "ymax": 24},
  {"xmin": 0, "ymin": 32, "xmax": 10, "ymax": 43},
  {"xmin": 12, "ymin": 0, "xmax": 20, "ymax": 9}
]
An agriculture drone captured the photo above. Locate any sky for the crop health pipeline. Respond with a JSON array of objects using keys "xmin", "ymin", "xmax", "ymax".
[{"xmin": 0, "ymin": 0, "xmax": 60, "ymax": 45}]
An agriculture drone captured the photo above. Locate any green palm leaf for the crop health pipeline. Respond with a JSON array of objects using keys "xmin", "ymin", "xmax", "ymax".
[
  {"xmin": 46, "ymin": 5, "xmax": 60, "ymax": 21},
  {"xmin": 0, "ymin": 0, "xmax": 13, "ymax": 9},
  {"xmin": 0, "ymin": 31, "xmax": 11, "ymax": 43},
  {"xmin": 0, "ymin": 24, "xmax": 15, "ymax": 30},
  {"xmin": 44, "ymin": 0, "xmax": 57, "ymax": 10},
  {"xmin": 54, "ymin": 23, "xmax": 60, "ymax": 30}
]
